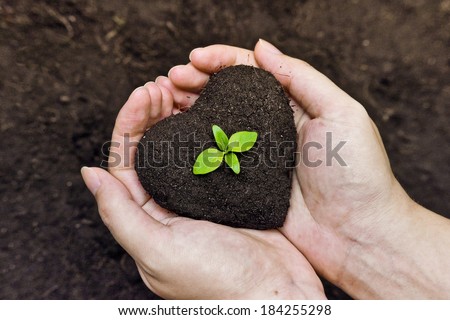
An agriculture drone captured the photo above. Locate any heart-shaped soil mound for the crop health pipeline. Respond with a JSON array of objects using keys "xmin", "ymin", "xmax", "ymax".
[{"xmin": 136, "ymin": 65, "xmax": 296, "ymax": 229}]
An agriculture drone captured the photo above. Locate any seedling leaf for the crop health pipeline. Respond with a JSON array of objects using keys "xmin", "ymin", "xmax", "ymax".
[
  {"xmin": 228, "ymin": 131, "xmax": 258, "ymax": 152},
  {"xmin": 224, "ymin": 152, "xmax": 240, "ymax": 174},
  {"xmin": 212, "ymin": 125, "xmax": 229, "ymax": 152},
  {"xmin": 193, "ymin": 148, "xmax": 224, "ymax": 175}
]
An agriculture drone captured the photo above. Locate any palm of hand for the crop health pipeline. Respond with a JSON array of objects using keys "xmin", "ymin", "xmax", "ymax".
[
  {"xmin": 139, "ymin": 218, "xmax": 322, "ymax": 299},
  {"xmin": 284, "ymin": 87, "xmax": 399, "ymax": 284},
  {"xmin": 294, "ymin": 111, "xmax": 394, "ymax": 230}
]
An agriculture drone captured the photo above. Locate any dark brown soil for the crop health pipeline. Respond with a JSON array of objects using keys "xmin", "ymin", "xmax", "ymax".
[
  {"xmin": 1, "ymin": 0, "xmax": 448, "ymax": 300},
  {"xmin": 136, "ymin": 65, "xmax": 296, "ymax": 230}
]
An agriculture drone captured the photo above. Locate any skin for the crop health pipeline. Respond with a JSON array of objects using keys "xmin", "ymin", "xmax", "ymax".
[
  {"xmin": 82, "ymin": 40, "xmax": 450, "ymax": 299},
  {"xmin": 81, "ymin": 74, "xmax": 325, "ymax": 299}
]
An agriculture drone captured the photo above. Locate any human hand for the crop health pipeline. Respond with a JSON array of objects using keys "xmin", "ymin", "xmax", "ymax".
[
  {"xmin": 164, "ymin": 40, "xmax": 437, "ymax": 298},
  {"xmin": 81, "ymin": 83, "xmax": 326, "ymax": 299}
]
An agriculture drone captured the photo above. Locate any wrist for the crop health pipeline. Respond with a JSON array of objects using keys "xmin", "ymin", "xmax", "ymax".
[{"xmin": 336, "ymin": 184, "xmax": 450, "ymax": 299}]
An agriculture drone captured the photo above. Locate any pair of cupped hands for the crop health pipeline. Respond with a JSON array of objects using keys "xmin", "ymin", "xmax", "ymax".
[{"xmin": 82, "ymin": 40, "xmax": 449, "ymax": 299}]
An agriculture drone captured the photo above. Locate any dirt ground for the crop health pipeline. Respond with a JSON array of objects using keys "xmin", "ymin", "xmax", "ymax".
[{"xmin": 1, "ymin": 0, "xmax": 448, "ymax": 299}]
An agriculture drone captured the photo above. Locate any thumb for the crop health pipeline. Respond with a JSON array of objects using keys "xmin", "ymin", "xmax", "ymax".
[
  {"xmin": 81, "ymin": 167, "xmax": 166, "ymax": 260},
  {"xmin": 254, "ymin": 39, "xmax": 360, "ymax": 118}
]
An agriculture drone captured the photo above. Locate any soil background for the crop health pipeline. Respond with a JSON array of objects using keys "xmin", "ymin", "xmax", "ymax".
[{"xmin": 1, "ymin": 0, "xmax": 449, "ymax": 299}]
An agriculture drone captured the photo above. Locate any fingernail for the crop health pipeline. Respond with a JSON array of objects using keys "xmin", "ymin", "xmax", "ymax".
[
  {"xmin": 189, "ymin": 47, "xmax": 203, "ymax": 61},
  {"xmin": 259, "ymin": 39, "xmax": 282, "ymax": 54},
  {"xmin": 81, "ymin": 166, "xmax": 101, "ymax": 195}
]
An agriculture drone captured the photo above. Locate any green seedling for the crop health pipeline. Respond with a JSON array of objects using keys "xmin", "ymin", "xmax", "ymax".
[{"xmin": 193, "ymin": 125, "xmax": 258, "ymax": 175}]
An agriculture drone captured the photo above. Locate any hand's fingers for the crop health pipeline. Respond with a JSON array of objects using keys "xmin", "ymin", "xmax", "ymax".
[
  {"xmin": 254, "ymin": 39, "xmax": 362, "ymax": 119},
  {"xmin": 159, "ymin": 85, "xmax": 176, "ymax": 118},
  {"xmin": 189, "ymin": 44, "xmax": 258, "ymax": 74},
  {"xmin": 165, "ymin": 45, "xmax": 258, "ymax": 108},
  {"xmin": 112, "ymin": 87, "xmax": 151, "ymax": 142},
  {"xmin": 81, "ymin": 167, "xmax": 167, "ymax": 264},
  {"xmin": 168, "ymin": 63, "xmax": 210, "ymax": 92},
  {"xmin": 143, "ymin": 82, "xmax": 163, "ymax": 123},
  {"xmin": 142, "ymin": 82, "xmax": 175, "ymax": 125},
  {"xmin": 109, "ymin": 87, "xmax": 153, "ymax": 205},
  {"xmin": 155, "ymin": 76, "xmax": 199, "ymax": 110}
]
